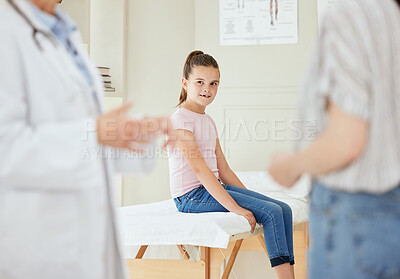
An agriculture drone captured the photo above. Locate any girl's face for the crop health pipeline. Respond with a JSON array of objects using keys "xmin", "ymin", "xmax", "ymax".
[{"xmin": 182, "ymin": 66, "xmax": 220, "ymax": 112}]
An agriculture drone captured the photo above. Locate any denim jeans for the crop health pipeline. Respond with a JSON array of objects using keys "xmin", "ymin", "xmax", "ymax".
[
  {"xmin": 174, "ymin": 183, "xmax": 294, "ymax": 267},
  {"xmin": 309, "ymin": 181, "xmax": 400, "ymax": 279}
]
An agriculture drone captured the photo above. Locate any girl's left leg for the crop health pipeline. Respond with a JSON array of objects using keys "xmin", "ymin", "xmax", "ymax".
[
  {"xmin": 225, "ymin": 184, "xmax": 294, "ymax": 265},
  {"xmin": 179, "ymin": 186, "xmax": 293, "ymax": 266},
  {"xmin": 275, "ymin": 263, "xmax": 294, "ymax": 279}
]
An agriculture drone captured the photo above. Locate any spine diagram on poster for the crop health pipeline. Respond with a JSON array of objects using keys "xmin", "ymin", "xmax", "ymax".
[{"xmin": 270, "ymin": 0, "xmax": 278, "ymax": 26}]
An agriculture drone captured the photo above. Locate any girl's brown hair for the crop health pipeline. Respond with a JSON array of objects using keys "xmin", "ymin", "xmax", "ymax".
[{"xmin": 177, "ymin": 50, "xmax": 220, "ymax": 107}]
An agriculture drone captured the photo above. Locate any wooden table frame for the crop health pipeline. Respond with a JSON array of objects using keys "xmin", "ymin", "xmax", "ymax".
[{"xmin": 126, "ymin": 222, "xmax": 309, "ymax": 279}]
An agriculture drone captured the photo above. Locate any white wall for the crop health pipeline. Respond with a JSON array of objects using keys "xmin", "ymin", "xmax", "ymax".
[
  {"xmin": 0, "ymin": 0, "xmax": 3, "ymax": 7},
  {"xmin": 54, "ymin": 0, "xmax": 318, "ymax": 209},
  {"xmin": 59, "ymin": 0, "xmax": 90, "ymax": 45},
  {"xmin": 122, "ymin": 0, "xmax": 195, "ymax": 205},
  {"xmin": 196, "ymin": 0, "xmax": 318, "ymax": 172},
  {"xmin": 123, "ymin": 0, "xmax": 318, "ymax": 205}
]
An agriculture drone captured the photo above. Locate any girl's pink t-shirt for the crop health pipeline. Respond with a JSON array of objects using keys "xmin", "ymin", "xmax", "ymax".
[{"xmin": 168, "ymin": 108, "xmax": 219, "ymax": 198}]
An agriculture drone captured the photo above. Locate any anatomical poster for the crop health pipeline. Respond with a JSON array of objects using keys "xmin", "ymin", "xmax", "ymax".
[
  {"xmin": 219, "ymin": 0, "xmax": 298, "ymax": 46},
  {"xmin": 317, "ymin": 0, "xmax": 337, "ymax": 28}
]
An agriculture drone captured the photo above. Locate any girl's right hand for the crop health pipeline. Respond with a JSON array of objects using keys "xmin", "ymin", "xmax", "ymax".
[{"xmin": 234, "ymin": 207, "xmax": 256, "ymax": 233}]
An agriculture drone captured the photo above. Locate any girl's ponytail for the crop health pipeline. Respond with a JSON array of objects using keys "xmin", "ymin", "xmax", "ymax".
[{"xmin": 177, "ymin": 50, "xmax": 219, "ymax": 107}]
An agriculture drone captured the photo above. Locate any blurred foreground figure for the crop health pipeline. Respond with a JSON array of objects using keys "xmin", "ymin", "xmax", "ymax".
[
  {"xmin": 268, "ymin": 0, "xmax": 400, "ymax": 278},
  {"xmin": 0, "ymin": 1, "xmax": 174, "ymax": 279}
]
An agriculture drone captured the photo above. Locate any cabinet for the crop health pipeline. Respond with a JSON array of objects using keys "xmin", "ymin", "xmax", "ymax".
[
  {"xmin": 60, "ymin": 0, "xmax": 127, "ymax": 205},
  {"xmin": 60, "ymin": 0, "xmax": 126, "ymax": 98},
  {"xmin": 103, "ymin": 96, "xmax": 124, "ymax": 206}
]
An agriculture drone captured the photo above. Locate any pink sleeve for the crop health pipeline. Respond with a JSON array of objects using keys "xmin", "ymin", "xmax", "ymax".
[
  {"xmin": 171, "ymin": 113, "xmax": 195, "ymax": 133},
  {"xmin": 208, "ymin": 115, "xmax": 218, "ymax": 137}
]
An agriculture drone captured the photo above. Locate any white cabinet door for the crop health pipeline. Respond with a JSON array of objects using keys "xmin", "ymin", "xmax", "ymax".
[{"xmin": 103, "ymin": 97, "xmax": 124, "ymax": 206}]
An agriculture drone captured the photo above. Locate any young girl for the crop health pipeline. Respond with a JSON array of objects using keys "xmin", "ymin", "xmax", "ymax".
[{"xmin": 168, "ymin": 50, "xmax": 295, "ymax": 279}]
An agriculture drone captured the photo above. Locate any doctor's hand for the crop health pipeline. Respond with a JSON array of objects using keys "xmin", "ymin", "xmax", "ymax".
[
  {"xmin": 268, "ymin": 152, "xmax": 302, "ymax": 188},
  {"xmin": 96, "ymin": 103, "xmax": 176, "ymax": 151}
]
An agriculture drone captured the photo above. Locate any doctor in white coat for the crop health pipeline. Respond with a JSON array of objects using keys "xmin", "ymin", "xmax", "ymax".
[{"xmin": 0, "ymin": 0, "xmax": 174, "ymax": 278}]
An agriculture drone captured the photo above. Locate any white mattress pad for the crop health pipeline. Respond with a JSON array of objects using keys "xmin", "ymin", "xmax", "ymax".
[{"xmin": 118, "ymin": 172, "xmax": 310, "ymax": 249}]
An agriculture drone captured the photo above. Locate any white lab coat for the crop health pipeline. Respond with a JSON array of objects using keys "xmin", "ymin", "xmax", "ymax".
[{"xmin": 0, "ymin": 1, "xmax": 155, "ymax": 279}]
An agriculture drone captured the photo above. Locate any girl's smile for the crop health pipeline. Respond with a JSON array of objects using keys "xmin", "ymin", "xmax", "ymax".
[
  {"xmin": 182, "ymin": 66, "xmax": 220, "ymax": 113},
  {"xmin": 199, "ymin": 90, "xmax": 211, "ymax": 98}
]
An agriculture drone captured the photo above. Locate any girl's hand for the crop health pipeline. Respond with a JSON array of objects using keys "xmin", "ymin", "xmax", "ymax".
[
  {"xmin": 234, "ymin": 207, "xmax": 256, "ymax": 233},
  {"xmin": 268, "ymin": 152, "xmax": 302, "ymax": 188}
]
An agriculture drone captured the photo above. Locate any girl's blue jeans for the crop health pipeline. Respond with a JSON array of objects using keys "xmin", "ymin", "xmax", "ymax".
[
  {"xmin": 174, "ymin": 183, "xmax": 294, "ymax": 267},
  {"xmin": 309, "ymin": 181, "xmax": 400, "ymax": 279}
]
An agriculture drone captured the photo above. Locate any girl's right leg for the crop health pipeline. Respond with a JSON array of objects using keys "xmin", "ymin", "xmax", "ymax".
[{"xmin": 176, "ymin": 185, "xmax": 293, "ymax": 274}]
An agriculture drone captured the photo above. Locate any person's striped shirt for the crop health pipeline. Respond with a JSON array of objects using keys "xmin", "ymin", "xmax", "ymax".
[{"xmin": 298, "ymin": 0, "xmax": 400, "ymax": 193}]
